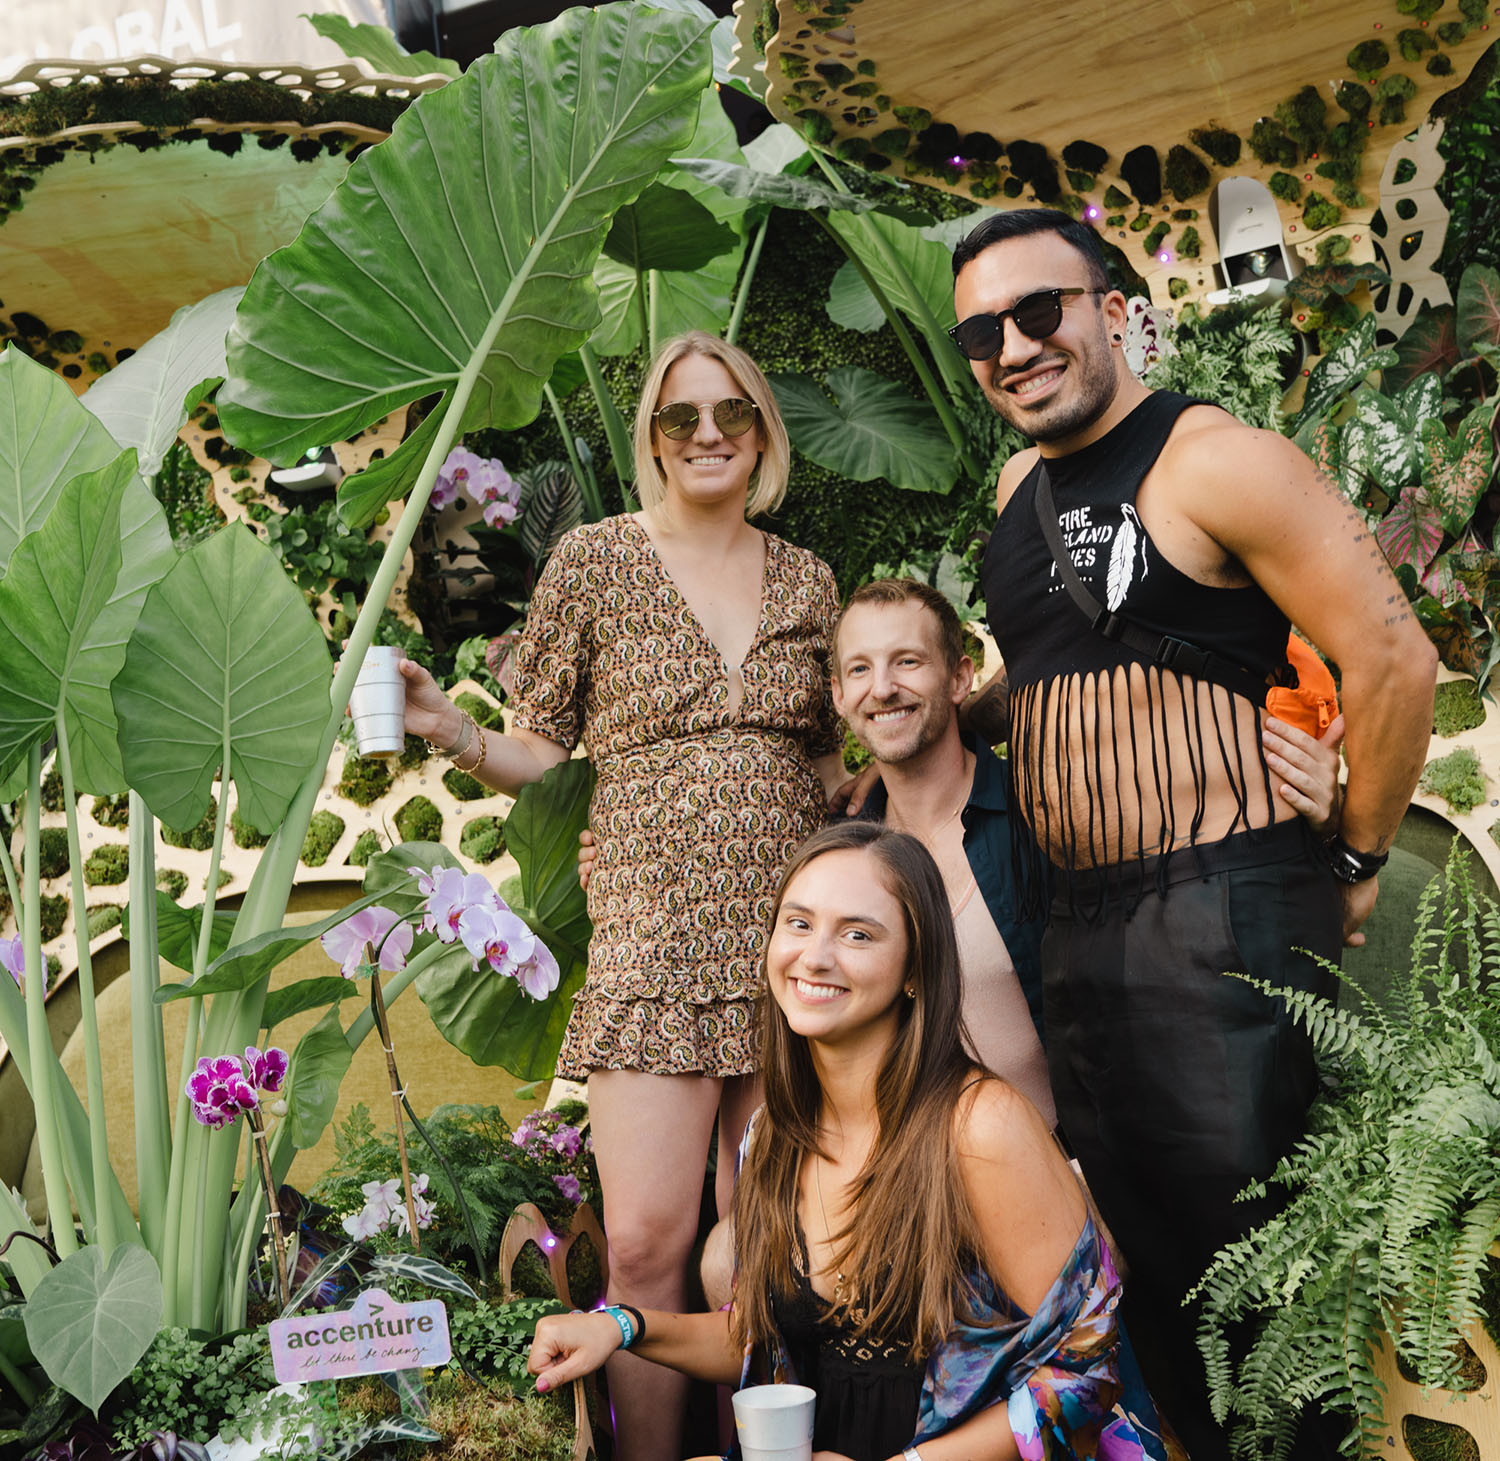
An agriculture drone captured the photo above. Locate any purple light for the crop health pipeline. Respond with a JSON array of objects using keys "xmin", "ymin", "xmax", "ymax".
[
  {"xmin": 948, "ymin": 154, "xmax": 965, "ymax": 167},
  {"xmin": 543, "ymin": 1234, "xmax": 557, "ymax": 1249},
  {"xmin": 1085, "ymin": 206, "xmax": 1100, "ymax": 220},
  {"xmin": 1158, "ymin": 251, "xmax": 1172, "ymax": 263}
]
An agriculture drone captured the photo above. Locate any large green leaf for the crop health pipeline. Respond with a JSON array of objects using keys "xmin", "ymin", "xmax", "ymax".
[
  {"xmin": 602, "ymin": 182, "xmax": 737, "ymax": 273},
  {"xmin": 0, "ymin": 453, "xmax": 133, "ymax": 790},
  {"xmin": 590, "ymin": 89, "xmax": 748, "ymax": 357},
  {"xmin": 1385, "ymin": 303, "xmax": 1459, "ymax": 390},
  {"xmin": 121, "ymin": 892, "xmax": 237, "ymax": 974},
  {"xmin": 674, "ymin": 156, "xmax": 928, "ymax": 222},
  {"xmin": 219, "ymin": 5, "xmax": 714, "ymax": 516},
  {"xmin": 770, "ymin": 368, "xmax": 959, "ymax": 493},
  {"xmin": 1350, "ymin": 390, "xmax": 1423, "ymax": 494},
  {"xmin": 826, "ymin": 258, "xmax": 887, "ymax": 333},
  {"xmin": 1287, "ymin": 314, "xmax": 1400, "ymax": 436},
  {"xmin": 506, "ymin": 757, "xmax": 595, "ymax": 955},
  {"xmin": 24, "ymin": 1245, "xmax": 162, "ymax": 1413},
  {"xmin": 303, "ymin": 12, "xmax": 461, "ymax": 78},
  {"xmin": 112, "ymin": 523, "xmax": 332, "ymax": 835},
  {"xmin": 0, "ymin": 347, "xmax": 124, "ymax": 575},
  {"xmin": 260, "ymin": 977, "xmax": 357, "ymax": 1031},
  {"xmin": 1457, "ymin": 263, "xmax": 1500, "ymax": 357},
  {"xmin": 824, "ymin": 207, "xmax": 958, "ymax": 334},
  {"xmin": 285, "ymin": 1004, "xmax": 354, "ymax": 1149},
  {"xmin": 81, "ymin": 288, "xmax": 243, "ymax": 481}
]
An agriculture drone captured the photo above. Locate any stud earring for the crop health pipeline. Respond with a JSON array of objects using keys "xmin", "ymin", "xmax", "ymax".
[
  {"xmin": 903, "ymin": 985, "xmax": 916, "ymax": 999},
  {"xmin": 1112, "ymin": 332, "xmax": 1123, "ymax": 343}
]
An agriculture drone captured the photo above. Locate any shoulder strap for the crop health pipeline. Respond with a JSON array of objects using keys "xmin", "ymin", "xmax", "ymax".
[{"xmin": 1033, "ymin": 463, "xmax": 1272, "ymax": 706}]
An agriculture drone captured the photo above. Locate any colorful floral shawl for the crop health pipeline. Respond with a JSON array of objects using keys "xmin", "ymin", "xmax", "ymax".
[{"xmin": 731, "ymin": 1213, "xmax": 1179, "ymax": 1461}]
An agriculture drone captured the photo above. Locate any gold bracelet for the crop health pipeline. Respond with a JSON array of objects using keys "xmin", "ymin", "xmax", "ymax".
[
  {"xmin": 429, "ymin": 706, "xmax": 472, "ymax": 761},
  {"xmin": 452, "ymin": 713, "xmax": 486, "ymax": 774}
]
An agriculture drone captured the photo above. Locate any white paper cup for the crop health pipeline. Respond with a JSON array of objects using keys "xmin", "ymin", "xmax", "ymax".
[
  {"xmin": 349, "ymin": 647, "xmax": 406, "ymax": 757},
  {"xmin": 731, "ymin": 1384, "xmax": 815, "ymax": 1459}
]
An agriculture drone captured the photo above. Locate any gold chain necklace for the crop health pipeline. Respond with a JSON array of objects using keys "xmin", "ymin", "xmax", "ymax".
[
  {"xmin": 812, "ymin": 1151, "xmax": 848, "ymax": 1305},
  {"xmin": 885, "ymin": 797, "xmax": 964, "ymax": 842}
]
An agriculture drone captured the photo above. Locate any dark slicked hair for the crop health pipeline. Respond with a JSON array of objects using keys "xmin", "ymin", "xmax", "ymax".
[{"xmin": 951, "ymin": 208, "xmax": 1110, "ymax": 290}]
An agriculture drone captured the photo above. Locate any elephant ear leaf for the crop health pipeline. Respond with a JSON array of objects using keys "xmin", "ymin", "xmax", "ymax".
[
  {"xmin": 112, "ymin": 523, "xmax": 331, "ymax": 837},
  {"xmin": 218, "ymin": 4, "xmax": 714, "ymax": 526}
]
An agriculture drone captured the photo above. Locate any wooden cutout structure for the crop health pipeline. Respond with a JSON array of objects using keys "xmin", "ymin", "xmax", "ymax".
[
  {"xmin": 498, "ymin": 1200, "xmax": 610, "ymax": 1461},
  {"xmin": 1371, "ymin": 120, "xmax": 1456, "ymax": 342}
]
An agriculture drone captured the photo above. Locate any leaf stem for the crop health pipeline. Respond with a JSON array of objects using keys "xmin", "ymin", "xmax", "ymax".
[
  {"xmin": 727, "ymin": 213, "xmax": 770, "ymax": 345},
  {"xmin": 368, "ymin": 961, "xmax": 422, "ymax": 1252},
  {"xmin": 579, "ymin": 343, "xmax": 637, "ymax": 503},
  {"xmin": 127, "ymin": 792, "xmax": 170, "ymax": 1255},
  {"xmin": 544, "ymin": 382, "xmax": 605, "ymax": 522},
  {"xmin": 249, "ymin": 1109, "xmax": 290, "ymax": 1309}
]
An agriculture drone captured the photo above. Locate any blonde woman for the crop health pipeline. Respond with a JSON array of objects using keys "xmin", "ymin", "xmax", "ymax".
[{"xmin": 398, "ymin": 332, "xmax": 848, "ymax": 1460}]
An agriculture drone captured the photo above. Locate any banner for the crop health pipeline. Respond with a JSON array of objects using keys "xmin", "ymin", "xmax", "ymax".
[{"xmin": 2, "ymin": 0, "xmax": 391, "ymax": 81}]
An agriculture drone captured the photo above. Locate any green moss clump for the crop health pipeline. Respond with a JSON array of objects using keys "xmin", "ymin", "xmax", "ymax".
[
  {"xmin": 40, "ymin": 767, "xmax": 65, "ymax": 812},
  {"xmin": 1188, "ymin": 126, "xmax": 1241, "ymax": 167},
  {"xmin": 1142, "ymin": 221, "xmax": 1171, "ymax": 256},
  {"xmin": 1274, "ymin": 85, "xmax": 1327, "ymax": 152},
  {"xmin": 1377, "ymin": 72, "xmax": 1419, "ymax": 126},
  {"xmin": 1056, "ymin": 193, "xmax": 1086, "ymax": 219},
  {"xmin": 1302, "ymin": 192, "xmax": 1342, "ymax": 230},
  {"xmin": 46, "ymin": 954, "xmax": 61, "ymax": 982},
  {"xmin": 892, "ymin": 105, "xmax": 931, "ymax": 131},
  {"xmin": 338, "ymin": 754, "xmax": 393, "ymax": 807},
  {"xmin": 1433, "ymin": 680, "xmax": 1487, "ymax": 737},
  {"xmin": 443, "ymin": 767, "xmax": 489, "ymax": 802},
  {"xmin": 1437, "ymin": 19, "xmax": 1472, "ymax": 43},
  {"xmin": 1178, "ymin": 226, "xmax": 1202, "ymax": 259},
  {"xmin": 394, "ymin": 796, "xmax": 442, "ymax": 845},
  {"xmin": 1335, "ymin": 81, "xmax": 1372, "ymax": 122},
  {"xmin": 869, "ymin": 127, "xmax": 909, "ymax": 156},
  {"xmin": 794, "ymin": 110, "xmax": 834, "ymax": 145},
  {"xmin": 1168, "ymin": 277, "xmax": 1191, "ymax": 299},
  {"xmin": 161, "ymin": 799, "xmax": 217, "ymax": 851},
  {"xmin": 1104, "ymin": 213, "xmax": 1126, "ymax": 228},
  {"xmin": 83, "ymin": 844, "xmax": 129, "ymax": 886},
  {"xmin": 1062, "ymin": 139, "xmax": 1108, "ymax": 172},
  {"xmin": 459, "ymin": 816, "xmax": 507, "ymax": 864},
  {"xmin": 230, "ymin": 806, "xmax": 270, "ymax": 849},
  {"xmin": 1129, "ymin": 212, "xmax": 1153, "ymax": 232},
  {"xmin": 1172, "ymin": 208, "xmax": 1199, "ymax": 221},
  {"xmin": 1420, "ymin": 746, "xmax": 1487, "ymax": 813},
  {"xmin": 1103, "ymin": 184, "xmax": 1132, "ymax": 210},
  {"xmin": 1066, "ymin": 169, "xmax": 1096, "ymax": 192},
  {"xmin": 1164, "ymin": 144, "xmax": 1211, "ymax": 200},
  {"xmin": 1398, "ymin": 27, "xmax": 1438, "ymax": 61},
  {"xmin": 1427, "ymin": 53, "xmax": 1455, "ymax": 75},
  {"xmin": 833, "ymin": 136, "xmax": 869, "ymax": 162},
  {"xmin": 346, "ymin": 830, "xmax": 384, "ymax": 867},
  {"xmin": 39, "ymin": 893, "xmax": 68, "ymax": 942},
  {"xmin": 454, "ymin": 692, "xmax": 504, "ymax": 731},
  {"xmin": 814, "ymin": 62, "xmax": 855, "ymax": 87},
  {"xmin": 85, "ymin": 904, "xmax": 122, "ymax": 939},
  {"xmin": 1396, "ymin": 0, "xmax": 1444, "ymax": 17},
  {"xmin": 1315, "ymin": 153, "xmax": 1359, "ymax": 185},
  {"xmin": 91, "ymin": 794, "xmax": 130, "ymax": 829},
  {"xmin": 842, "ymin": 725, "xmax": 874, "ymax": 775},
  {"xmin": 156, "ymin": 869, "xmax": 188, "ymax": 901},
  {"xmin": 1316, "ymin": 234, "xmax": 1353, "ymax": 265},
  {"xmin": 36, "ymin": 826, "xmax": 70, "ymax": 880},
  {"xmin": 1346, "ymin": 39, "xmax": 1391, "ymax": 81},
  {"xmin": 300, "ymin": 810, "xmax": 345, "ymax": 867},
  {"xmin": 778, "ymin": 52, "xmax": 808, "ymax": 79},
  {"xmin": 1248, "ymin": 117, "xmax": 1297, "ymax": 168}
]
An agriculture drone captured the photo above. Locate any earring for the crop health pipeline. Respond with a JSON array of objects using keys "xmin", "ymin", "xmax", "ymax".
[
  {"xmin": 1112, "ymin": 332, "xmax": 1123, "ymax": 343},
  {"xmin": 903, "ymin": 985, "xmax": 916, "ymax": 999}
]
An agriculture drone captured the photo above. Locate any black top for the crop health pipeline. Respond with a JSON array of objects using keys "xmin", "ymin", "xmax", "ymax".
[
  {"xmin": 980, "ymin": 391, "xmax": 1294, "ymax": 915},
  {"xmin": 769, "ymin": 1218, "xmax": 924, "ymax": 1461}
]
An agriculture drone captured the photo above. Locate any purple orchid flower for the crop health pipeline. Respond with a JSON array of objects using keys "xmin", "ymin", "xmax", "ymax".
[
  {"xmin": 550, "ymin": 1124, "xmax": 582, "ymax": 1157},
  {"xmin": 0, "ymin": 934, "xmax": 25, "ymax": 988},
  {"xmin": 457, "ymin": 900, "xmax": 536, "ymax": 979},
  {"xmin": 553, "ymin": 1173, "xmax": 582, "ymax": 1204},
  {"xmin": 186, "ymin": 1055, "xmax": 259, "ymax": 1129},
  {"xmin": 411, "ymin": 865, "xmax": 497, "ymax": 943},
  {"xmin": 321, "ymin": 905, "xmax": 412, "ymax": 979},
  {"xmin": 245, "ymin": 1045, "xmax": 289, "ymax": 1093},
  {"xmin": 515, "ymin": 941, "xmax": 562, "ymax": 1000},
  {"xmin": 436, "ymin": 446, "xmax": 484, "ymax": 504}
]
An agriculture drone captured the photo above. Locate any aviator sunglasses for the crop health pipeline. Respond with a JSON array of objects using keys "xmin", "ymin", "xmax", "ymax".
[
  {"xmin": 948, "ymin": 287, "xmax": 1107, "ymax": 361},
  {"xmin": 652, "ymin": 397, "xmax": 760, "ymax": 441}
]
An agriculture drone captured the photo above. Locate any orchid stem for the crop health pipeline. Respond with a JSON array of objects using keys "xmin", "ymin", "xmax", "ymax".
[
  {"xmin": 367, "ymin": 954, "xmax": 421, "ymax": 1253},
  {"xmin": 249, "ymin": 1110, "xmax": 290, "ymax": 1309}
]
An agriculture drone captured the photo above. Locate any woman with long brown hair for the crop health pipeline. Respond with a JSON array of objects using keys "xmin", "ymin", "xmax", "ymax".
[{"xmin": 529, "ymin": 822, "xmax": 1177, "ymax": 1461}]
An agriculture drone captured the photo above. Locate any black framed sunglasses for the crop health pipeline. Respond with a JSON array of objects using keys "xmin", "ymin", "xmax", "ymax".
[
  {"xmin": 948, "ymin": 287, "xmax": 1107, "ymax": 361},
  {"xmin": 651, "ymin": 397, "xmax": 760, "ymax": 441}
]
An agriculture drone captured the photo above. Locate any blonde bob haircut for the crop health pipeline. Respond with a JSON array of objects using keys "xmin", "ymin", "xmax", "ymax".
[{"xmin": 632, "ymin": 331, "xmax": 791, "ymax": 519}]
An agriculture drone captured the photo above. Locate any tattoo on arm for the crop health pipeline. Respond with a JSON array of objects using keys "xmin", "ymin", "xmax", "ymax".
[{"xmin": 963, "ymin": 671, "xmax": 1010, "ymax": 744}]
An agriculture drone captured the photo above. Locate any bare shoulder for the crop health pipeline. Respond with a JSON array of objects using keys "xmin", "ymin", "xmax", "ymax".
[
  {"xmin": 953, "ymin": 1074, "xmax": 1056, "ymax": 1169},
  {"xmin": 994, "ymin": 445, "xmax": 1041, "ymax": 515}
]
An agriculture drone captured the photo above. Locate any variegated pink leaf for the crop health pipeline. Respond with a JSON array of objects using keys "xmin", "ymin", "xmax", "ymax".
[
  {"xmin": 1458, "ymin": 263, "xmax": 1500, "ymax": 357},
  {"xmin": 1374, "ymin": 486, "xmax": 1444, "ymax": 576},
  {"xmin": 1422, "ymin": 404, "xmax": 1495, "ymax": 536}
]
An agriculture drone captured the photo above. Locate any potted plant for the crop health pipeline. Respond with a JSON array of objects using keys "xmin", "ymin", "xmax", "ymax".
[{"xmin": 1191, "ymin": 838, "xmax": 1500, "ymax": 1460}]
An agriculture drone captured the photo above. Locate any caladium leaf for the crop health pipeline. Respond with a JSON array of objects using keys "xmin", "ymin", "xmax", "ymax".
[
  {"xmin": 219, "ymin": 5, "xmax": 714, "ymax": 515},
  {"xmin": 1288, "ymin": 314, "xmax": 1400, "ymax": 436},
  {"xmin": 0, "ymin": 347, "xmax": 123, "ymax": 575},
  {"xmin": 1374, "ymin": 486, "xmax": 1444, "ymax": 577},
  {"xmin": 1386, "ymin": 303, "xmax": 1459, "ymax": 390},
  {"xmin": 770, "ymin": 368, "xmax": 959, "ymax": 493},
  {"xmin": 1352, "ymin": 391, "xmax": 1423, "ymax": 494},
  {"xmin": 1413, "ymin": 593, "xmax": 1485, "ymax": 678},
  {"xmin": 112, "ymin": 523, "xmax": 332, "ymax": 836},
  {"xmin": 1422, "ymin": 405, "xmax": 1494, "ymax": 537},
  {"xmin": 1457, "ymin": 263, "xmax": 1500, "ymax": 357}
]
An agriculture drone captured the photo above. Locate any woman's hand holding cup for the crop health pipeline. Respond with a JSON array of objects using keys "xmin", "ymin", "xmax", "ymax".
[{"xmin": 397, "ymin": 656, "xmax": 463, "ymax": 747}]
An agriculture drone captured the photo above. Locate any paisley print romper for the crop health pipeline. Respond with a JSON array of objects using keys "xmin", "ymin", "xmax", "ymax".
[{"xmin": 510, "ymin": 515, "xmax": 840, "ymax": 1078}]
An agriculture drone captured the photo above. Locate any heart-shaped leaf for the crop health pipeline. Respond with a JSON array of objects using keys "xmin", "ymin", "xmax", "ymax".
[
  {"xmin": 112, "ymin": 523, "xmax": 332, "ymax": 835},
  {"xmin": 770, "ymin": 368, "xmax": 959, "ymax": 493},
  {"xmin": 1386, "ymin": 303, "xmax": 1459, "ymax": 390},
  {"xmin": 24, "ymin": 1245, "xmax": 162, "ymax": 1413},
  {"xmin": 602, "ymin": 182, "xmax": 737, "ymax": 273},
  {"xmin": 0, "ymin": 347, "xmax": 124, "ymax": 575},
  {"xmin": 122, "ymin": 893, "xmax": 237, "ymax": 974},
  {"xmin": 285, "ymin": 1004, "xmax": 354, "ymax": 1149},
  {"xmin": 506, "ymin": 757, "xmax": 595, "ymax": 955},
  {"xmin": 826, "ymin": 258, "xmax": 887, "ymax": 333},
  {"xmin": 1288, "ymin": 314, "xmax": 1400, "ymax": 435},
  {"xmin": 220, "ymin": 5, "xmax": 714, "ymax": 517},
  {"xmin": 1457, "ymin": 263, "xmax": 1500, "ymax": 357},
  {"xmin": 1422, "ymin": 405, "xmax": 1494, "ymax": 536},
  {"xmin": 0, "ymin": 453, "xmax": 134, "ymax": 791},
  {"xmin": 1353, "ymin": 391, "xmax": 1422, "ymax": 493},
  {"xmin": 260, "ymin": 977, "xmax": 357, "ymax": 1031},
  {"xmin": 82, "ymin": 288, "xmax": 243, "ymax": 481},
  {"xmin": 1374, "ymin": 486, "xmax": 1444, "ymax": 576}
]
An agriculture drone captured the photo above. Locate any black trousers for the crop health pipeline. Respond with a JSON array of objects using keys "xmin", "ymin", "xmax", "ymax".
[{"xmin": 1044, "ymin": 821, "xmax": 1343, "ymax": 1461}]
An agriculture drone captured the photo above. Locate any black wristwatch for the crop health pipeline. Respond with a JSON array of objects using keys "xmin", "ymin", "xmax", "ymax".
[{"xmin": 1323, "ymin": 835, "xmax": 1389, "ymax": 885}]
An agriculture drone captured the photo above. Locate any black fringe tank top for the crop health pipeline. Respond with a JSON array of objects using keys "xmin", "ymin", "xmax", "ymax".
[{"xmin": 982, "ymin": 392, "xmax": 1296, "ymax": 919}]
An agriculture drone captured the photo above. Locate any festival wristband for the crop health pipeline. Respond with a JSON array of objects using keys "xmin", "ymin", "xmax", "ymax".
[{"xmin": 602, "ymin": 1305, "xmax": 638, "ymax": 1349}]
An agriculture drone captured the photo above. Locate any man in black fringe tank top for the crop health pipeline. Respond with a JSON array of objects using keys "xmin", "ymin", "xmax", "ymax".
[{"xmin": 953, "ymin": 210, "xmax": 1436, "ymax": 1460}]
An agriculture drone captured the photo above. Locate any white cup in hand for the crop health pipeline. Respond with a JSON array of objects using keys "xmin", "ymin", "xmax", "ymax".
[{"xmin": 349, "ymin": 647, "xmax": 406, "ymax": 757}]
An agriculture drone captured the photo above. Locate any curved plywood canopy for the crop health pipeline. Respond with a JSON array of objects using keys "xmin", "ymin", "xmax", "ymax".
[{"xmin": 741, "ymin": 0, "xmax": 1496, "ymax": 325}]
